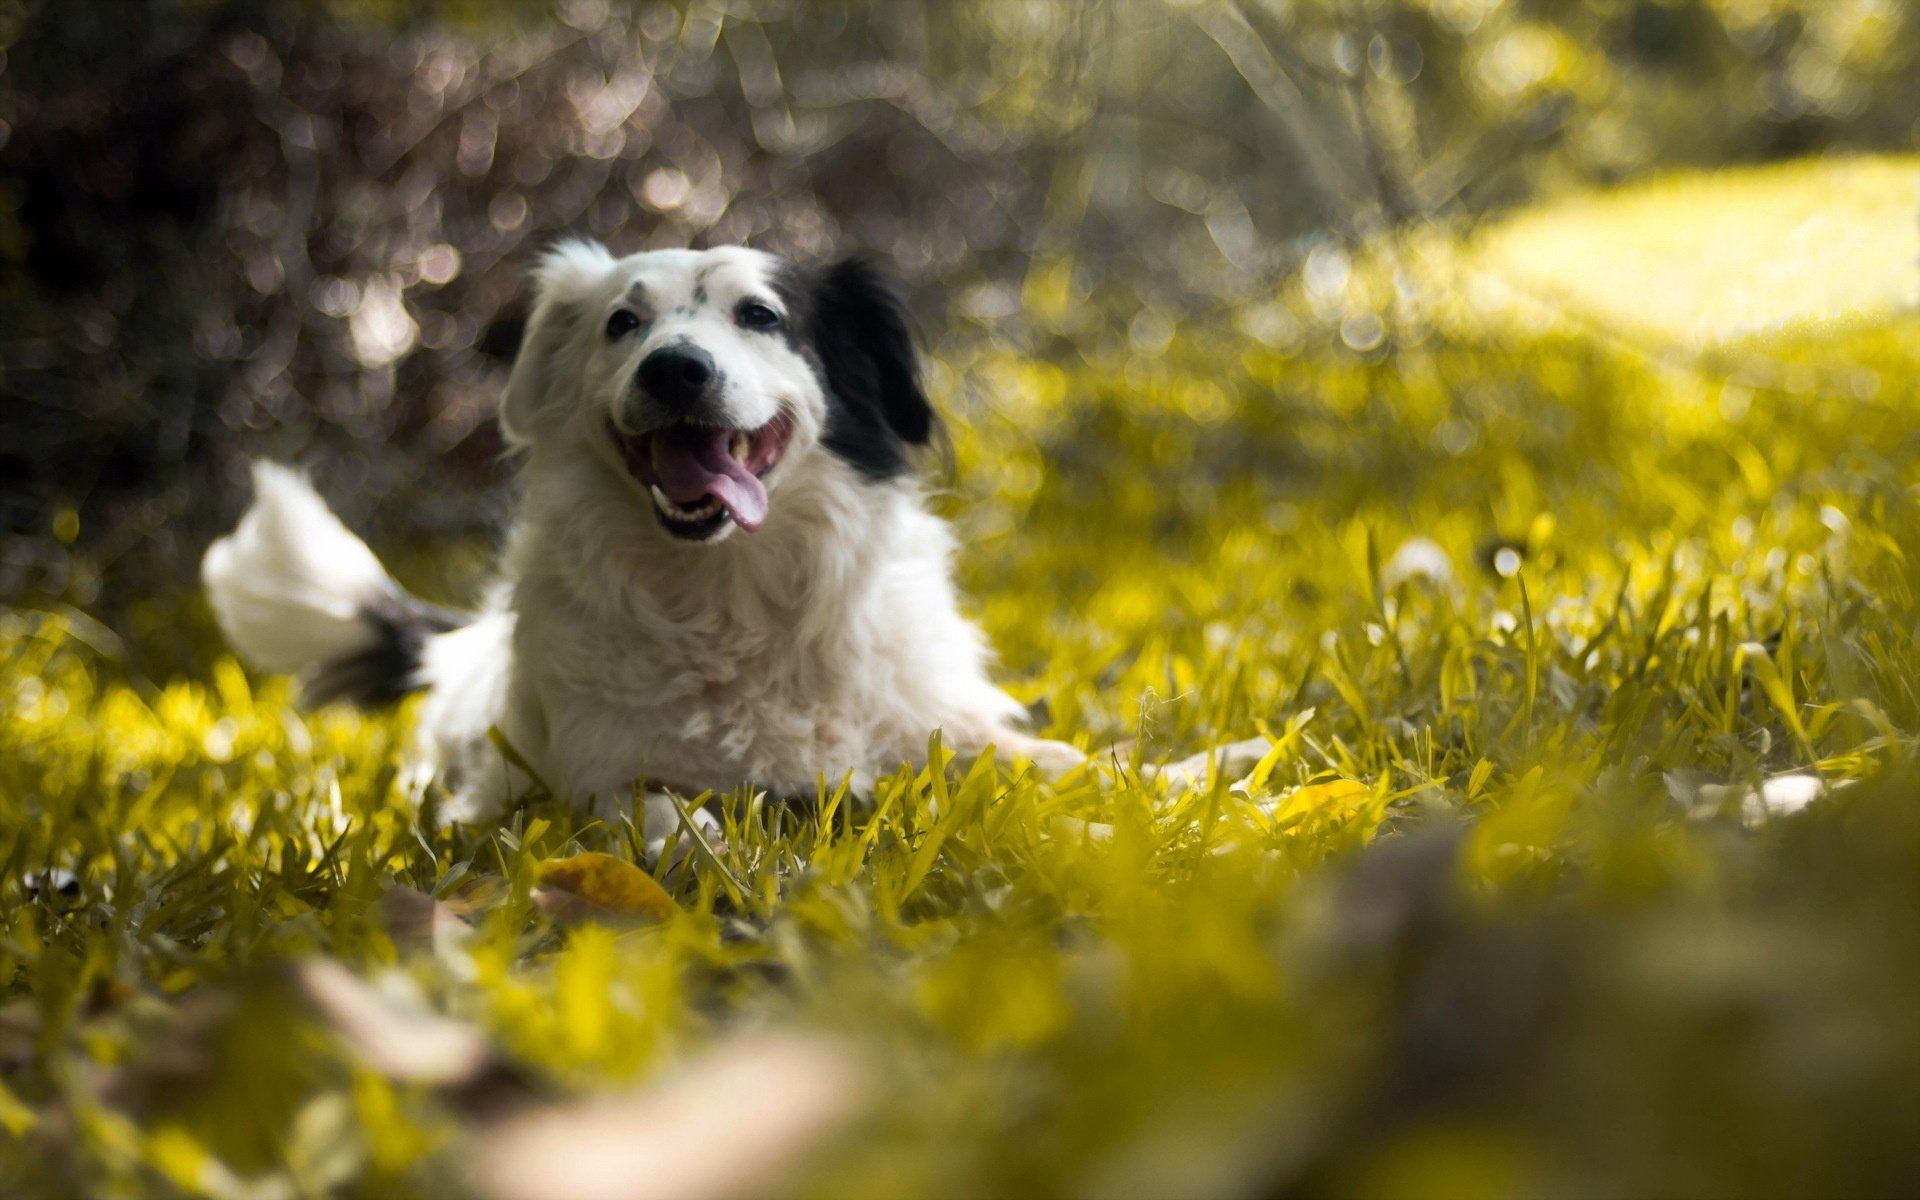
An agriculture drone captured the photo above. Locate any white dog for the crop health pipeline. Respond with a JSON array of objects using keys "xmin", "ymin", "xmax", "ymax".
[
  {"xmin": 204, "ymin": 242, "xmax": 1112, "ymax": 849},
  {"xmin": 206, "ymin": 243, "xmax": 1268, "ymax": 851}
]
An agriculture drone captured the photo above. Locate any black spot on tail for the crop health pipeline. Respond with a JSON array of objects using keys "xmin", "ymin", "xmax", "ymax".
[{"xmin": 303, "ymin": 589, "xmax": 469, "ymax": 709}]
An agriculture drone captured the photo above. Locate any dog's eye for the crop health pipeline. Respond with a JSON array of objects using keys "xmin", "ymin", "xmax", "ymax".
[
  {"xmin": 605, "ymin": 310, "xmax": 641, "ymax": 341},
  {"xmin": 736, "ymin": 301, "xmax": 782, "ymax": 332}
]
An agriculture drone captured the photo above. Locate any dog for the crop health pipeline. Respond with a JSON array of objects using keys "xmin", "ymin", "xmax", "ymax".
[
  {"xmin": 205, "ymin": 242, "xmax": 1270, "ymax": 852},
  {"xmin": 204, "ymin": 242, "xmax": 1119, "ymax": 850}
]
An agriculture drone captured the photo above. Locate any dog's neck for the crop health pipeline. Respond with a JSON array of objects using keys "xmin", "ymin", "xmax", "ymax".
[{"xmin": 508, "ymin": 446, "xmax": 915, "ymax": 640}]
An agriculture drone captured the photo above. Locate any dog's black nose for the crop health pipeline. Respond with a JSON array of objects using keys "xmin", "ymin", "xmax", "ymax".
[{"xmin": 638, "ymin": 345, "xmax": 717, "ymax": 409}]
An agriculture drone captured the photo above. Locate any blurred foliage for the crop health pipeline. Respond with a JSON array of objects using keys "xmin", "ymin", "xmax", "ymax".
[
  {"xmin": 4, "ymin": 0, "xmax": 1920, "ymax": 1195},
  {"xmin": 0, "ymin": 0, "xmax": 1915, "ymax": 615},
  {"xmin": 2, "ymin": 154, "xmax": 1920, "ymax": 1196}
]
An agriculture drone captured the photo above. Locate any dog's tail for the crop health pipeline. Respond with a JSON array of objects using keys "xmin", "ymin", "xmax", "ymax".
[{"xmin": 201, "ymin": 461, "xmax": 469, "ymax": 707}]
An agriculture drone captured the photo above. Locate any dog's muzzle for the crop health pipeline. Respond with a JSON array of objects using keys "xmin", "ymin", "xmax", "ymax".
[
  {"xmin": 637, "ymin": 345, "xmax": 717, "ymax": 414},
  {"xmin": 610, "ymin": 414, "xmax": 794, "ymax": 540}
]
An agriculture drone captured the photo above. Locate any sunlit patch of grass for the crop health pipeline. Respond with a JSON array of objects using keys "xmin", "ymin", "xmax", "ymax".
[
  {"xmin": 1450, "ymin": 154, "xmax": 1920, "ymax": 348},
  {"xmin": 7, "ymin": 162, "xmax": 1920, "ymax": 1196}
]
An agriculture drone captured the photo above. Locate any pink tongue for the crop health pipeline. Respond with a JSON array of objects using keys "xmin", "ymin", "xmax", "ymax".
[{"xmin": 651, "ymin": 429, "xmax": 768, "ymax": 531}]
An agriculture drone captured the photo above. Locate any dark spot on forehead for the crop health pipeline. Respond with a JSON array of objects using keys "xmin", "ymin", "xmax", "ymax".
[
  {"xmin": 692, "ymin": 283, "xmax": 707, "ymax": 307},
  {"xmin": 625, "ymin": 281, "xmax": 649, "ymax": 307}
]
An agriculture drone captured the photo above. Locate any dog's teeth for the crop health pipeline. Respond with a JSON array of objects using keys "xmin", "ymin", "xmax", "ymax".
[
  {"xmin": 649, "ymin": 484, "xmax": 724, "ymax": 524},
  {"xmin": 730, "ymin": 431, "xmax": 749, "ymax": 462}
]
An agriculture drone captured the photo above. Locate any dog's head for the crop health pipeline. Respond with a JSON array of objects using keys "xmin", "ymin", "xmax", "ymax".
[{"xmin": 499, "ymin": 241, "xmax": 936, "ymax": 544}]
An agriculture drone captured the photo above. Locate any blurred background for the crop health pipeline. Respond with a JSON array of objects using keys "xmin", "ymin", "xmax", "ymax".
[
  {"xmin": 7, "ymin": 6, "xmax": 1920, "ymax": 1198},
  {"xmin": 2, "ymin": 0, "xmax": 1914, "ymax": 623}
]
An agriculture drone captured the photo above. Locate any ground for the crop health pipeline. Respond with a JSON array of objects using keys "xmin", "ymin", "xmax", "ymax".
[{"xmin": 4, "ymin": 158, "xmax": 1920, "ymax": 1199}]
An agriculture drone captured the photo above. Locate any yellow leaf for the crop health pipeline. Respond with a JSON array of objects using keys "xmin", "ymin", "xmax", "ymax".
[
  {"xmin": 533, "ymin": 853, "xmax": 677, "ymax": 924},
  {"xmin": 1273, "ymin": 778, "xmax": 1370, "ymax": 825}
]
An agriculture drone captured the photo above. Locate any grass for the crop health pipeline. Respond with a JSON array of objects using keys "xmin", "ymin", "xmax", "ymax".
[{"xmin": 6, "ymin": 159, "xmax": 1920, "ymax": 1198}]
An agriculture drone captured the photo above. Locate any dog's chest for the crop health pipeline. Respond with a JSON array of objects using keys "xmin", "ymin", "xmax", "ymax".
[{"xmin": 521, "ymin": 581, "xmax": 905, "ymax": 795}]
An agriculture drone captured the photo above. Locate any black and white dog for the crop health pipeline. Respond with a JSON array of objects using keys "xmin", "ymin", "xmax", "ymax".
[
  {"xmin": 204, "ymin": 243, "xmax": 1099, "ymax": 846},
  {"xmin": 205, "ymin": 243, "xmax": 1264, "ymax": 850}
]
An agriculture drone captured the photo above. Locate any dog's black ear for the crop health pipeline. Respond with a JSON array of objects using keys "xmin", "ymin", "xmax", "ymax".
[
  {"xmin": 498, "ymin": 239, "xmax": 614, "ymax": 447},
  {"xmin": 798, "ymin": 257, "xmax": 937, "ymax": 478}
]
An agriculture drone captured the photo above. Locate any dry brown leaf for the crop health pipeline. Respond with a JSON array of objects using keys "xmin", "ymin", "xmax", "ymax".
[
  {"xmin": 471, "ymin": 1034, "xmax": 867, "ymax": 1200},
  {"xmin": 296, "ymin": 960, "xmax": 490, "ymax": 1085},
  {"xmin": 442, "ymin": 873, "xmax": 510, "ymax": 919},
  {"xmin": 94, "ymin": 987, "xmax": 235, "ymax": 1117},
  {"xmin": 0, "ymin": 999, "xmax": 38, "ymax": 1070},
  {"xmin": 377, "ymin": 885, "xmax": 471, "ymax": 948},
  {"xmin": 532, "ymin": 852, "xmax": 677, "ymax": 925}
]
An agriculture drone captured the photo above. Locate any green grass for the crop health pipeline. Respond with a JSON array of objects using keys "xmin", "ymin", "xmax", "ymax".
[{"xmin": 7, "ymin": 162, "xmax": 1920, "ymax": 1198}]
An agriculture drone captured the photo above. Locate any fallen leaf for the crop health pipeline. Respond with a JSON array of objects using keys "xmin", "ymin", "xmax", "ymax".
[
  {"xmin": 1265, "ymin": 778, "xmax": 1371, "ymax": 824},
  {"xmin": 93, "ymin": 988, "xmax": 230, "ymax": 1116},
  {"xmin": 377, "ymin": 884, "xmax": 480, "ymax": 979},
  {"xmin": 472, "ymin": 1033, "xmax": 867, "ymax": 1200},
  {"xmin": 0, "ymin": 999, "xmax": 37, "ymax": 1070},
  {"xmin": 296, "ymin": 960, "xmax": 490, "ymax": 1085},
  {"xmin": 533, "ymin": 853, "xmax": 677, "ymax": 925},
  {"xmin": 378, "ymin": 885, "xmax": 470, "ymax": 946},
  {"xmin": 442, "ymin": 873, "xmax": 510, "ymax": 919}
]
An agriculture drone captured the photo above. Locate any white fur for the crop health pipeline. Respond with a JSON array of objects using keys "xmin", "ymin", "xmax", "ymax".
[
  {"xmin": 207, "ymin": 244, "xmax": 1085, "ymax": 844},
  {"xmin": 201, "ymin": 461, "xmax": 395, "ymax": 675}
]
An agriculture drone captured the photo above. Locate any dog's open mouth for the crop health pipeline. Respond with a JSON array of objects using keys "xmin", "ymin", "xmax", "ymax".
[{"xmin": 611, "ymin": 414, "xmax": 793, "ymax": 539}]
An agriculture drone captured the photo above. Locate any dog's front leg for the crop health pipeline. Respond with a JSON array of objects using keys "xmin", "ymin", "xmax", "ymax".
[
  {"xmin": 964, "ymin": 728, "xmax": 1088, "ymax": 781},
  {"xmin": 959, "ymin": 728, "xmax": 1274, "ymax": 791},
  {"xmin": 435, "ymin": 675, "xmax": 548, "ymax": 829},
  {"xmin": 980, "ymin": 731, "xmax": 1277, "ymax": 790},
  {"xmin": 633, "ymin": 790, "xmax": 725, "ymax": 866},
  {"xmin": 437, "ymin": 734, "xmax": 538, "ymax": 829},
  {"xmin": 1138, "ymin": 736, "xmax": 1274, "ymax": 789},
  {"xmin": 569, "ymin": 786, "xmax": 724, "ymax": 867}
]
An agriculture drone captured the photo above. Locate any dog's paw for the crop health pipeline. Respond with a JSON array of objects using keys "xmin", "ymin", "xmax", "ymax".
[
  {"xmin": 981, "ymin": 732, "xmax": 1086, "ymax": 780},
  {"xmin": 436, "ymin": 780, "xmax": 511, "ymax": 830},
  {"xmin": 636, "ymin": 791, "xmax": 725, "ymax": 867},
  {"xmin": 1146, "ymin": 736, "xmax": 1275, "ymax": 791}
]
